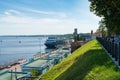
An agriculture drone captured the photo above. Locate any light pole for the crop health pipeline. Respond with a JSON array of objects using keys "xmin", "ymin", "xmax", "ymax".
[
  {"xmin": 38, "ymin": 38, "xmax": 41, "ymax": 53},
  {"xmin": 107, "ymin": 10, "xmax": 111, "ymax": 36},
  {"xmin": 0, "ymin": 40, "xmax": 2, "ymax": 55}
]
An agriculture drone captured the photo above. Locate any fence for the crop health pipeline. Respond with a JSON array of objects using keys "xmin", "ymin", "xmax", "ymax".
[{"xmin": 96, "ymin": 37, "xmax": 120, "ymax": 66}]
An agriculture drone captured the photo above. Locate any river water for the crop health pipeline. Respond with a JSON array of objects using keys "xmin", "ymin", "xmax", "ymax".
[{"xmin": 0, "ymin": 36, "xmax": 47, "ymax": 65}]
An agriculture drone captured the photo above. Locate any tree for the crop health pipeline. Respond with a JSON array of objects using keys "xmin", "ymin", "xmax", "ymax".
[
  {"xmin": 89, "ymin": 0, "xmax": 120, "ymax": 35},
  {"xmin": 28, "ymin": 69, "xmax": 39, "ymax": 76},
  {"xmin": 98, "ymin": 19, "xmax": 107, "ymax": 37}
]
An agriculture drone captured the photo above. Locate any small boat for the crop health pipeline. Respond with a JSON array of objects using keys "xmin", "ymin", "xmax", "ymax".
[{"xmin": 19, "ymin": 41, "xmax": 21, "ymax": 43}]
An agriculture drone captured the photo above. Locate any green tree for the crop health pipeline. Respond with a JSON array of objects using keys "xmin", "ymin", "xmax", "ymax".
[
  {"xmin": 28, "ymin": 69, "xmax": 39, "ymax": 76},
  {"xmin": 89, "ymin": 0, "xmax": 120, "ymax": 35},
  {"xmin": 97, "ymin": 19, "xmax": 107, "ymax": 37}
]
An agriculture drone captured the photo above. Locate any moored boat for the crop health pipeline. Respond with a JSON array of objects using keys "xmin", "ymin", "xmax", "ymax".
[{"xmin": 44, "ymin": 36, "xmax": 57, "ymax": 48}]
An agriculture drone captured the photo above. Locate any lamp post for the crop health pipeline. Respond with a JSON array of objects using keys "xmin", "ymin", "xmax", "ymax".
[
  {"xmin": 0, "ymin": 40, "xmax": 2, "ymax": 55},
  {"xmin": 38, "ymin": 38, "xmax": 41, "ymax": 53},
  {"xmin": 106, "ymin": 10, "xmax": 111, "ymax": 36},
  {"xmin": 37, "ymin": 38, "xmax": 42, "ymax": 58},
  {"xmin": 107, "ymin": 10, "xmax": 111, "ymax": 16}
]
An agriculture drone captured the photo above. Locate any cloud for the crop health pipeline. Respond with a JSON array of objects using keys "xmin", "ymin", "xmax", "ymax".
[
  {"xmin": 1, "ymin": 9, "xmax": 65, "ymax": 24},
  {"xmin": 4, "ymin": 9, "xmax": 21, "ymax": 16},
  {"xmin": 3, "ymin": 8, "xmax": 67, "ymax": 19},
  {"xmin": 4, "ymin": 11, "xmax": 11, "ymax": 15},
  {"xmin": 0, "ymin": 13, "xmax": 100, "ymax": 35},
  {"xmin": 0, "ymin": 0, "xmax": 100, "ymax": 35},
  {"xmin": 28, "ymin": 9, "xmax": 67, "ymax": 17},
  {"xmin": 25, "ymin": 8, "xmax": 55, "ymax": 15},
  {"xmin": 0, "ymin": 15, "xmax": 63, "ymax": 24},
  {"xmin": 19, "ymin": 7, "xmax": 67, "ymax": 18}
]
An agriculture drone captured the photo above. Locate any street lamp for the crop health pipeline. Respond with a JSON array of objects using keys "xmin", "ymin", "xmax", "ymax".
[
  {"xmin": 38, "ymin": 38, "xmax": 41, "ymax": 53},
  {"xmin": 107, "ymin": 10, "xmax": 111, "ymax": 16},
  {"xmin": 0, "ymin": 40, "xmax": 2, "ymax": 55},
  {"xmin": 106, "ymin": 10, "xmax": 111, "ymax": 36}
]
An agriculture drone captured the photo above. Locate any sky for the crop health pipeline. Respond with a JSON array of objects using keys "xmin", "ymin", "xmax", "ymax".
[{"xmin": 0, "ymin": 0, "xmax": 101, "ymax": 35}]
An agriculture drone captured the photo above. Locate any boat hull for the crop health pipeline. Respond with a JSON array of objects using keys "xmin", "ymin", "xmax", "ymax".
[{"xmin": 45, "ymin": 42, "xmax": 57, "ymax": 48}]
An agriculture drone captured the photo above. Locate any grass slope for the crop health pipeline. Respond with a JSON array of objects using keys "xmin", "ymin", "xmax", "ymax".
[{"xmin": 40, "ymin": 40, "xmax": 120, "ymax": 80}]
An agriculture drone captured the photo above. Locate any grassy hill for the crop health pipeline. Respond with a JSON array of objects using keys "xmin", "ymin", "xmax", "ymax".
[{"xmin": 40, "ymin": 40, "xmax": 120, "ymax": 80}]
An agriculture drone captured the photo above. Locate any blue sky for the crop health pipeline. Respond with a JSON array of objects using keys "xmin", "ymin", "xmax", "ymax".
[{"xmin": 0, "ymin": 0, "xmax": 101, "ymax": 35}]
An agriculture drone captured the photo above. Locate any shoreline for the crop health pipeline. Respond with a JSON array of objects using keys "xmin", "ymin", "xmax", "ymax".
[
  {"xmin": 0, "ymin": 59, "xmax": 27, "ymax": 72},
  {"xmin": 0, "ymin": 53, "xmax": 48, "ymax": 72}
]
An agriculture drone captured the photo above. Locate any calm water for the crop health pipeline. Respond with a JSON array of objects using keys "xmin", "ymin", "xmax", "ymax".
[{"xmin": 0, "ymin": 36, "xmax": 47, "ymax": 65}]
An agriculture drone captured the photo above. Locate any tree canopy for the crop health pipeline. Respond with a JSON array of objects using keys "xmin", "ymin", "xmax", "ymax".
[{"xmin": 89, "ymin": 0, "xmax": 120, "ymax": 35}]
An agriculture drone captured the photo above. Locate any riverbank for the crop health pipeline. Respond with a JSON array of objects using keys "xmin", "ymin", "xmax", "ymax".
[
  {"xmin": 0, "ymin": 59, "xmax": 27, "ymax": 72},
  {"xmin": 0, "ymin": 52, "xmax": 49, "ymax": 72}
]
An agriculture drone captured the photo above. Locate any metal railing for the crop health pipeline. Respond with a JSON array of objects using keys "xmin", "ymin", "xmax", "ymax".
[{"xmin": 96, "ymin": 37, "xmax": 120, "ymax": 66}]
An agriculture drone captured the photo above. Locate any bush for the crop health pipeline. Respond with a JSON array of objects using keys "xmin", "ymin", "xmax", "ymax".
[{"xmin": 28, "ymin": 69, "xmax": 39, "ymax": 76}]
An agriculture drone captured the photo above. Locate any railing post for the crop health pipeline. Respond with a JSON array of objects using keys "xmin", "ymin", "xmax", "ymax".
[
  {"xmin": 115, "ymin": 43, "xmax": 118, "ymax": 61},
  {"xmin": 110, "ymin": 41, "xmax": 112, "ymax": 54},
  {"xmin": 111, "ymin": 42, "xmax": 114, "ymax": 58},
  {"xmin": 109, "ymin": 41, "xmax": 112, "ymax": 54},
  {"xmin": 106, "ymin": 39, "xmax": 108, "ymax": 50},
  {"xmin": 108, "ymin": 40, "xmax": 110, "ymax": 53},
  {"xmin": 118, "ymin": 42, "xmax": 120, "ymax": 65},
  {"xmin": 113, "ymin": 42, "xmax": 115, "ymax": 58},
  {"xmin": 106, "ymin": 39, "xmax": 108, "ymax": 51},
  {"xmin": 104, "ymin": 39, "xmax": 106, "ymax": 49},
  {"xmin": 117, "ymin": 43, "xmax": 119, "ymax": 64}
]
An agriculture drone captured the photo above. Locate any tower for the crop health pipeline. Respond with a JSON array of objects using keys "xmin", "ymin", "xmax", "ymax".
[{"xmin": 73, "ymin": 28, "xmax": 78, "ymax": 42}]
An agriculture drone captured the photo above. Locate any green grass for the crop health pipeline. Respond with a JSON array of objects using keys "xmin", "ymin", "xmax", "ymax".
[{"xmin": 40, "ymin": 40, "xmax": 120, "ymax": 80}]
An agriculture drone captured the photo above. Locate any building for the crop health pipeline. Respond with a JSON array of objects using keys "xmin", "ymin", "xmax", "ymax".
[
  {"xmin": 45, "ymin": 48, "xmax": 71, "ymax": 64},
  {"xmin": 0, "ymin": 70, "xmax": 31, "ymax": 80},
  {"xmin": 73, "ymin": 28, "xmax": 78, "ymax": 42},
  {"xmin": 21, "ymin": 58, "xmax": 54, "ymax": 75},
  {"xmin": 91, "ymin": 32, "xmax": 100, "ymax": 39}
]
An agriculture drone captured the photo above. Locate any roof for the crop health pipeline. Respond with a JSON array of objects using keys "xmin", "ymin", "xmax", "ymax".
[
  {"xmin": 25, "ymin": 59, "xmax": 48, "ymax": 67},
  {"xmin": 0, "ymin": 71, "xmax": 28, "ymax": 80},
  {"xmin": 92, "ymin": 32, "xmax": 100, "ymax": 36},
  {"xmin": 49, "ymin": 53, "xmax": 60, "ymax": 58},
  {"xmin": 50, "ymin": 49, "xmax": 70, "ymax": 56}
]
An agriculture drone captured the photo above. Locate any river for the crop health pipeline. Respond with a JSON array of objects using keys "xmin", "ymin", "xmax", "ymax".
[{"xmin": 0, "ymin": 36, "xmax": 47, "ymax": 65}]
